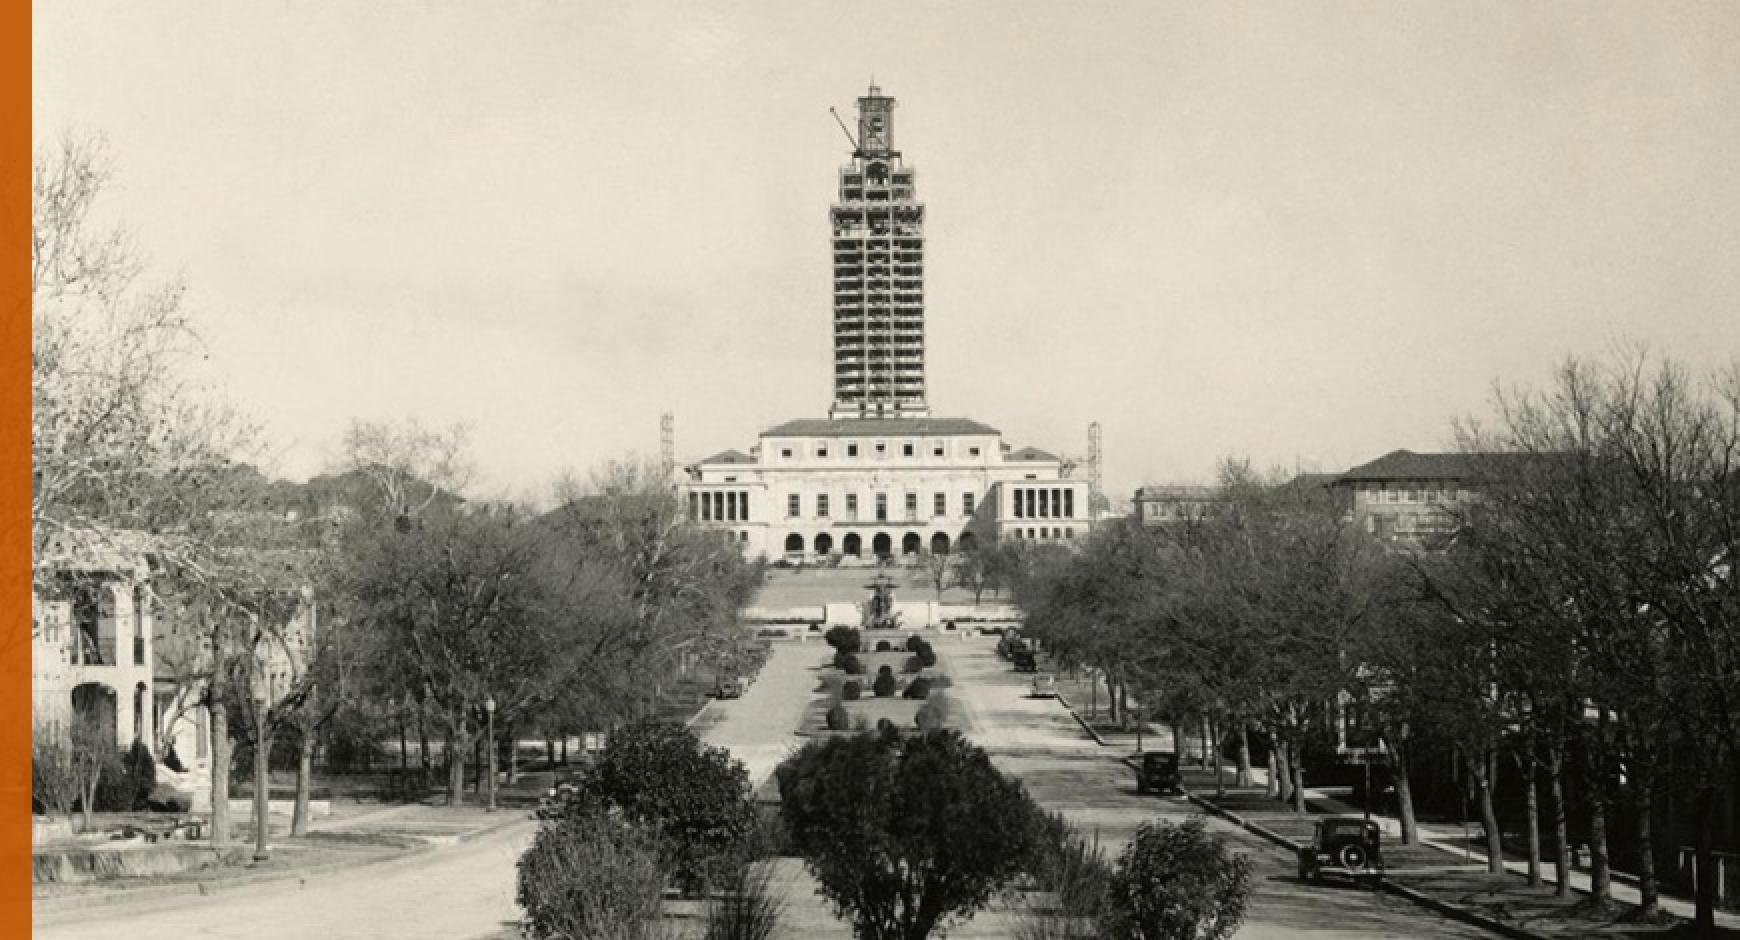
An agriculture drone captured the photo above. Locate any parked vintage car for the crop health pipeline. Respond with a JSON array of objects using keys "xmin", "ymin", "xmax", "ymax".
[
  {"xmin": 1297, "ymin": 816, "xmax": 1385, "ymax": 885},
  {"xmin": 1132, "ymin": 750, "xmax": 1182, "ymax": 795},
  {"xmin": 713, "ymin": 677, "xmax": 744, "ymax": 699},
  {"xmin": 1011, "ymin": 649, "xmax": 1038, "ymax": 673}
]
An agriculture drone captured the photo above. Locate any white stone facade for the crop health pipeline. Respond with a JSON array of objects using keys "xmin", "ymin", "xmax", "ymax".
[{"xmin": 682, "ymin": 416, "xmax": 1092, "ymax": 560}]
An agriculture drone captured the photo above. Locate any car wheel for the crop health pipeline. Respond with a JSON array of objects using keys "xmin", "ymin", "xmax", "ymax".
[{"xmin": 1338, "ymin": 844, "xmax": 1368, "ymax": 872}]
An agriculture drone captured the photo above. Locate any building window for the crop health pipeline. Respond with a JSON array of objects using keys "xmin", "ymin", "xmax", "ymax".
[
  {"xmin": 817, "ymin": 494, "xmax": 830, "ymax": 518},
  {"xmin": 968, "ymin": 446, "xmax": 981, "ymax": 457},
  {"xmin": 933, "ymin": 493, "xmax": 946, "ymax": 517},
  {"xmin": 1063, "ymin": 489, "xmax": 1075, "ymax": 518},
  {"xmin": 902, "ymin": 442, "xmax": 914, "ymax": 457},
  {"xmin": 780, "ymin": 448, "xmax": 793, "ymax": 459},
  {"xmin": 904, "ymin": 492, "xmax": 918, "ymax": 516},
  {"xmin": 875, "ymin": 442, "xmax": 886, "ymax": 457},
  {"xmin": 787, "ymin": 494, "xmax": 800, "ymax": 518},
  {"xmin": 818, "ymin": 446, "xmax": 829, "ymax": 458},
  {"xmin": 848, "ymin": 442, "xmax": 859, "ymax": 457},
  {"xmin": 846, "ymin": 493, "xmax": 858, "ymax": 518},
  {"xmin": 1064, "ymin": 527, "xmax": 1074, "ymax": 539},
  {"xmin": 932, "ymin": 444, "xmax": 944, "ymax": 457},
  {"xmin": 1013, "ymin": 488, "xmax": 1024, "ymax": 518},
  {"xmin": 962, "ymin": 492, "xmax": 975, "ymax": 515},
  {"xmin": 876, "ymin": 493, "xmax": 888, "ymax": 521}
]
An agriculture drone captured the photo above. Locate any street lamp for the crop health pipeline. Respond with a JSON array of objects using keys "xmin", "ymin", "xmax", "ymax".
[
  {"xmin": 252, "ymin": 675, "xmax": 270, "ymax": 863},
  {"xmin": 484, "ymin": 696, "xmax": 497, "ymax": 812}
]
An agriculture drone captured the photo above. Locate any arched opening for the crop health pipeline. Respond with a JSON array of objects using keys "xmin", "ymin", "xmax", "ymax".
[
  {"xmin": 814, "ymin": 533, "xmax": 834, "ymax": 556},
  {"xmin": 784, "ymin": 533, "xmax": 805, "ymax": 555},
  {"xmin": 842, "ymin": 533, "xmax": 862, "ymax": 557},
  {"xmin": 930, "ymin": 533, "xmax": 951, "ymax": 555},
  {"xmin": 72, "ymin": 682, "xmax": 117, "ymax": 747},
  {"xmin": 872, "ymin": 533, "xmax": 893, "ymax": 559},
  {"xmin": 958, "ymin": 532, "xmax": 979, "ymax": 554},
  {"xmin": 901, "ymin": 533, "xmax": 922, "ymax": 556}
]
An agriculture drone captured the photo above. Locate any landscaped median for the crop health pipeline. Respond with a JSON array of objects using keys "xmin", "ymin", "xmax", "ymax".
[{"xmin": 1179, "ymin": 768, "xmax": 1730, "ymax": 940}]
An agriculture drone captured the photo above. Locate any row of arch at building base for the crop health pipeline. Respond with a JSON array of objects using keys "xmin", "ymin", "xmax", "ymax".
[{"xmin": 782, "ymin": 530, "xmax": 978, "ymax": 558}]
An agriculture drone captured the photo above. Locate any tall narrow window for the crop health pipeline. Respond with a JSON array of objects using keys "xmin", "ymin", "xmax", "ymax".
[
  {"xmin": 817, "ymin": 494, "xmax": 830, "ymax": 518},
  {"xmin": 846, "ymin": 493, "xmax": 858, "ymax": 519},
  {"xmin": 904, "ymin": 492, "xmax": 918, "ymax": 516},
  {"xmin": 876, "ymin": 493, "xmax": 887, "ymax": 521},
  {"xmin": 933, "ymin": 493, "xmax": 946, "ymax": 517},
  {"xmin": 1013, "ymin": 488, "xmax": 1024, "ymax": 518},
  {"xmin": 787, "ymin": 494, "xmax": 801, "ymax": 518},
  {"xmin": 963, "ymin": 492, "xmax": 975, "ymax": 516},
  {"xmin": 1063, "ymin": 489, "xmax": 1074, "ymax": 518}
]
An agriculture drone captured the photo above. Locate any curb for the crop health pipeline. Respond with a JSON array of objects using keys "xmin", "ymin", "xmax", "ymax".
[
  {"xmin": 32, "ymin": 812, "xmax": 533, "ymax": 921},
  {"xmin": 1053, "ymin": 692, "xmax": 1109, "ymax": 747},
  {"xmin": 1186, "ymin": 792, "xmax": 1548, "ymax": 940}
]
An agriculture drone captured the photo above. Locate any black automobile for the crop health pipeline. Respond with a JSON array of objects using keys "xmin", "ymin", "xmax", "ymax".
[
  {"xmin": 1297, "ymin": 816, "xmax": 1384, "ymax": 885},
  {"xmin": 1133, "ymin": 750, "xmax": 1182, "ymax": 795},
  {"xmin": 1011, "ymin": 649, "xmax": 1038, "ymax": 673}
]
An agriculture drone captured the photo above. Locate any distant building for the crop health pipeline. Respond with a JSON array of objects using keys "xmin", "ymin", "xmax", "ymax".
[
  {"xmin": 1333, "ymin": 449, "xmax": 1483, "ymax": 546},
  {"xmin": 1132, "ymin": 485, "xmax": 1222, "ymax": 526},
  {"xmin": 680, "ymin": 85, "xmax": 1091, "ymax": 561}
]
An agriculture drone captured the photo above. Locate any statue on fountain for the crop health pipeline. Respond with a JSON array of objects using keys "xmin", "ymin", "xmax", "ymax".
[{"xmin": 862, "ymin": 573, "xmax": 901, "ymax": 630}]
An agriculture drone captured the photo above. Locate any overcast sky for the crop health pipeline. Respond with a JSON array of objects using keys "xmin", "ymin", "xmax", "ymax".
[{"xmin": 34, "ymin": 2, "xmax": 1740, "ymax": 504}]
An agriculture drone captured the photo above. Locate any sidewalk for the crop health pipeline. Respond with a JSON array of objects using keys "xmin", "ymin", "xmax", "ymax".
[{"xmin": 1183, "ymin": 766, "xmax": 1740, "ymax": 938}]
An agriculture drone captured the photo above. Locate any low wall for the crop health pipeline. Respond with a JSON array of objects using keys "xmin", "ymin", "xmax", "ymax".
[{"xmin": 34, "ymin": 842, "xmax": 248, "ymax": 884}]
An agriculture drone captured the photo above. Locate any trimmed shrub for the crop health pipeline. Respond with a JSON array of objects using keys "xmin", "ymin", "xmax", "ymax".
[
  {"xmin": 904, "ymin": 634, "xmax": 925, "ymax": 652},
  {"xmin": 842, "ymin": 680, "xmax": 863, "ymax": 701},
  {"xmin": 824, "ymin": 626, "xmax": 863, "ymax": 654},
  {"xmin": 1107, "ymin": 817, "xmax": 1253, "ymax": 940},
  {"xmin": 826, "ymin": 703, "xmax": 850, "ymax": 731},
  {"xmin": 903, "ymin": 678, "xmax": 933, "ymax": 700},
  {"xmin": 584, "ymin": 719, "xmax": 758, "ymax": 896},
  {"xmin": 834, "ymin": 651, "xmax": 864, "ymax": 675},
  {"xmin": 873, "ymin": 672, "xmax": 897, "ymax": 698},
  {"xmin": 874, "ymin": 639, "xmax": 892, "ymax": 652},
  {"xmin": 915, "ymin": 695, "xmax": 950, "ymax": 731},
  {"xmin": 902, "ymin": 655, "xmax": 924, "ymax": 675},
  {"xmin": 517, "ymin": 812, "xmax": 668, "ymax": 940},
  {"xmin": 146, "ymin": 783, "xmax": 193, "ymax": 814},
  {"xmin": 916, "ymin": 645, "xmax": 938, "ymax": 669}
]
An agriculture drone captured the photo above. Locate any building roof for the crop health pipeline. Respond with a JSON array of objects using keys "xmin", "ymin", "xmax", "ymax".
[
  {"xmin": 1134, "ymin": 484, "xmax": 1222, "ymax": 501},
  {"xmin": 1005, "ymin": 446, "xmax": 1060, "ymax": 462},
  {"xmin": 699, "ymin": 449, "xmax": 757, "ymax": 465},
  {"xmin": 1337, "ymin": 449, "xmax": 1536, "ymax": 484},
  {"xmin": 760, "ymin": 417, "xmax": 1000, "ymax": 438}
]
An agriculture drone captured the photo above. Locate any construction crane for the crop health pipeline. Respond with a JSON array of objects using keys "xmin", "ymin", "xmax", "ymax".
[
  {"xmin": 1088, "ymin": 422, "xmax": 1106, "ymax": 515},
  {"xmin": 659, "ymin": 412, "xmax": 675, "ymax": 479}
]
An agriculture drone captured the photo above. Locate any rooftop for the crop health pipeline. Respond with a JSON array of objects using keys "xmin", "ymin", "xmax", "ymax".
[
  {"xmin": 1005, "ymin": 446, "xmax": 1060, "ymax": 462},
  {"xmin": 698, "ymin": 449, "xmax": 757, "ymax": 465},
  {"xmin": 1336, "ymin": 449, "xmax": 1536, "ymax": 484},
  {"xmin": 760, "ymin": 417, "xmax": 999, "ymax": 438}
]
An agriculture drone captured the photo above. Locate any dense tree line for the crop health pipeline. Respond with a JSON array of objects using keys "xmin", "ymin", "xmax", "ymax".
[
  {"xmin": 30, "ymin": 139, "xmax": 764, "ymax": 848},
  {"xmin": 1012, "ymin": 354, "xmax": 1739, "ymax": 932}
]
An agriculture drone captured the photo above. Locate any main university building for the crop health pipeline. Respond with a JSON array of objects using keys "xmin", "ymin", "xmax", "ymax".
[{"xmin": 681, "ymin": 86, "xmax": 1093, "ymax": 561}]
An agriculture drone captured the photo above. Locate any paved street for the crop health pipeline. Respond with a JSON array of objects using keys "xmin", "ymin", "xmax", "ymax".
[
  {"xmin": 33, "ymin": 817, "xmax": 536, "ymax": 940},
  {"xmin": 938, "ymin": 635, "xmax": 1498, "ymax": 939}
]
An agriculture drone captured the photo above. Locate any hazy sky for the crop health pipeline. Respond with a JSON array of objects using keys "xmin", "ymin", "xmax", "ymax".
[{"xmin": 34, "ymin": 2, "xmax": 1740, "ymax": 504}]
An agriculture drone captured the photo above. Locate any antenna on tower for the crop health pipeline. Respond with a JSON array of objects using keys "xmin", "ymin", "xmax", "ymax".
[
  {"xmin": 1087, "ymin": 422, "xmax": 1106, "ymax": 516},
  {"xmin": 660, "ymin": 412, "xmax": 675, "ymax": 478},
  {"xmin": 829, "ymin": 106, "xmax": 859, "ymax": 151}
]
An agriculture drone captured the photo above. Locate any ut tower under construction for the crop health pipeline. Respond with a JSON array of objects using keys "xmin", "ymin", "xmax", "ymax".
[{"xmin": 829, "ymin": 85, "xmax": 929, "ymax": 420}]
